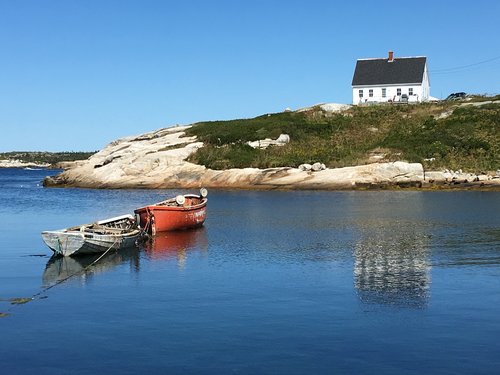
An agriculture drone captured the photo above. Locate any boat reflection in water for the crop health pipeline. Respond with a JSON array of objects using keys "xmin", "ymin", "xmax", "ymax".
[
  {"xmin": 353, "ymin": 219, "xmax": 431, "ymax": 309},
  {"xmin": 42, "ymin": 247, "xmax": 141, "ymax": 287},
  {"xmin": 141, "ymin": 227, "xmax": 208, "ymax": 269},
  {"xmin": 43, "ymin": 228, "xmax": 209, "ymax": 284}
]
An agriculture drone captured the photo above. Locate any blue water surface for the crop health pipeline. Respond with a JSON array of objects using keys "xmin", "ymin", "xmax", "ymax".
[{"xmin": 1, "ymin": 168, "xmax": 499, "ymax": 374}]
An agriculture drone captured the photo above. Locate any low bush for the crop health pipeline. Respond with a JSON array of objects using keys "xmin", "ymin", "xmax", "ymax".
[{"xmin": 186, "ymin": 101, "xmax": 499, "ymax": 172}]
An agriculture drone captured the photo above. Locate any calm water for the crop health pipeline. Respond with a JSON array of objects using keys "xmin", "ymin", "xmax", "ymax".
[{"xmin": 1, "ymin": 168, "xmax": 500, "ymax": 374}]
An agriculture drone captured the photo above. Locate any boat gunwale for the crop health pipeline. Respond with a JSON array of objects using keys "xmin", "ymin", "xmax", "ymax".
[
  {"xmin": 42, "ymin": 228, "xmax": 141, "ymax": 238},
  {"xmin": 135, "ymin": 196, "xmax": 207, "ymax": 213},
  {"xmin": 41, "ymin": 214, "xmax": 141, "ymax": 239}
]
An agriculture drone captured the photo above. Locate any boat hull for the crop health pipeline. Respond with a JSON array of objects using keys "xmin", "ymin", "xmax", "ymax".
[
  {"xmin": 42, "ymin": 230, "xmax": 140, "ymax": 257},
  {"xmin": 41, "ymin": 214, "xmax": 141, "ymax": 257},
  {"xmin": 135, "ymin": 196, "xmax": 207, "ymax": 234}
]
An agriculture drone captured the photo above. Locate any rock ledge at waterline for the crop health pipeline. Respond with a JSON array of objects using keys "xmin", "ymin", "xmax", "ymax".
[{"xmin": 43, "ymin": 125, "xmax": 500, "ymax": 190}]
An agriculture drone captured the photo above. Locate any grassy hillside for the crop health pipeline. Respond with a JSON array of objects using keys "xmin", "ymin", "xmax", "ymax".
[
  {"xmin": 186, "ymin": 96, "xmax": 499, "ymax": 172},
  {"xmin": 0, "ymin": 151, "xmax": 96, "ymax": 165}
]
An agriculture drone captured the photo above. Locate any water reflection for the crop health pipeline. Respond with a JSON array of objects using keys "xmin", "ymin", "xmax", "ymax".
[
  {"xmin": 42, "ymin": 228, "xmax": 209, "ymax": 284},
  {"xmin": 354, "ymin": 220, "xmax": 431, "ymax": 308},
  {"xmin": 42, "ymin": 247, "xmax": 140, "ymax": 286},
  {"xmin": 141, "ymin": 227, "xmax": 208, "ymax": 269}
]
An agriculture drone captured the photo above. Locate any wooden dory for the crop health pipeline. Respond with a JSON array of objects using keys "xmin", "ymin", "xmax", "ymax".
[
  {"xmin": 42, "ymin": 214, "xmax": 141, "ymax": 257},
  {"xmin": 134, "ymin": 191, "xmax": 207, "ymax": 234}
]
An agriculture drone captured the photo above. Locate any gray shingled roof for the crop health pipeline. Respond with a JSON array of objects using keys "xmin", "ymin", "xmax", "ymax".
[{"xmin": 352, "ymin": 57, "xmax": 427, "ymax": 86}]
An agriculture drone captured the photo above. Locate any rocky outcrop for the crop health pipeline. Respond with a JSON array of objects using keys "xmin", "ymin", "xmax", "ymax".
[
  {"xmin": 247, "ymin": 134, "xmax": 290, "ymax": 149},
  {"xmin": 423, "ymin": 170, "xmax": 500, "ymax": 188},
  {"xmin": 44, "ymin": 125, "xmax": 202, "ymax": 188},
  {"xmin": 0, "ymin": 159, "xmax": 50, "ymax": 168},
  {"xmin": 297, "ymin": 103, "xmax": 351, "ymax": 113},
  {"xmin": 43, "ymin": 124, "xmax": 499, "ymax": 190},
  {"xmin": 43, "ymin": 124, "xmax": 427, "ymax": 189},
  {"xmin": 50, "ymin": 160, "xmax": 88, "ymax": 170}
]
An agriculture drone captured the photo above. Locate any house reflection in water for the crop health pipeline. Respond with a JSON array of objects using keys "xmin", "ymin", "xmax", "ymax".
[{"xmin": 353, "ymin": 220, "xmax": 431, "ymax": 308}]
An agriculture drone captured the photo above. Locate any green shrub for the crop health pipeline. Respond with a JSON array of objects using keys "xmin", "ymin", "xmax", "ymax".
[{"xmin": 186, "ymin": 102, "xmax": 500, "ymax": 172}]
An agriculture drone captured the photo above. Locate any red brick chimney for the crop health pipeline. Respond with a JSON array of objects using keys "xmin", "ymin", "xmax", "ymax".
[{"xmin": 388, "ymin": 51, "xmax": 394, "ymax": 62}]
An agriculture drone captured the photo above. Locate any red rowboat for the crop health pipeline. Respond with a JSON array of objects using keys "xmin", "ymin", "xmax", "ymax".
[{"xmin": 134, "ymin": 189, "xmax": 208, "ymax": 234}]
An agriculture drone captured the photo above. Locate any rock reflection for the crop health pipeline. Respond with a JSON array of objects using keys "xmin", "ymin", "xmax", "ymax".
[
  {"xmin": 354, "ymin": 221, "xmax": 431, "ymax": 308},
  {"xmin": 141, "ymin": 227, "xmax": 208, "ymax": 269},
  {"xmin": 42, "ymin": 247, "xmax": 140, "ymax": 287}
]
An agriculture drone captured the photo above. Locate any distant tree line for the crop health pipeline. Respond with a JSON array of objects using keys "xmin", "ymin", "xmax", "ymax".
[{"xmin": 0, "ymin": 151, "xmax": 96, "ymax": 164}]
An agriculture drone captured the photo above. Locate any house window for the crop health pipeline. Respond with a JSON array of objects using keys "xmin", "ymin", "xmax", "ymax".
[
  {"xmin": 382, "ymin": 88, "xmax": 386, "ymax": 98},
  {"xmin": 369, "ymin": 89, "xmax": 373, "ymax": 97},
  {"xmin": 359, "ymin": 89, "xmax": 363, "ymax": 98},
  {"xmin": 397, "ymin": 88, "xmax": 402, "ymax": 96},
  {"xmin": 409, "ymin": 88, "xmax": 414, "ymax": 96}
]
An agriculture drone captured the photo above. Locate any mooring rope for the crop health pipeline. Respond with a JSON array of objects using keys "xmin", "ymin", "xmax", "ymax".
[
  {"xmin": 1, "ymin": 238, "xmax": 120, "ymax": 317},
  {"xmin": 40, "ymin": 238, "xmax": 120, "ymax": 294}
]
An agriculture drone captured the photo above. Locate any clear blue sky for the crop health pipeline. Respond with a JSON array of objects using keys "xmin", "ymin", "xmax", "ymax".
[{"xmin": 0, "ymin": 0, "xmax": 499, "ymax": 152}]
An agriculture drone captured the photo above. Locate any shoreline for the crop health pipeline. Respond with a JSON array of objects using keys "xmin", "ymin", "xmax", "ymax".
[
  {"xmin": 2, "ymin": 159, "xmax": 498, "ymax": 191},
  {"xmin": 41, "ymin": 184, "xmax": 500, "ymax": 191},
  {"xmin": 42, "ymin": 162, "xmax": 500, "ymax": 191}
]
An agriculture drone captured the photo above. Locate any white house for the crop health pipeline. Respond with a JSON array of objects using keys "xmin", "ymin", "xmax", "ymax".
[{"xmin": 351, "ymin": 51, "xmax": 430, "ymax": 104}]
